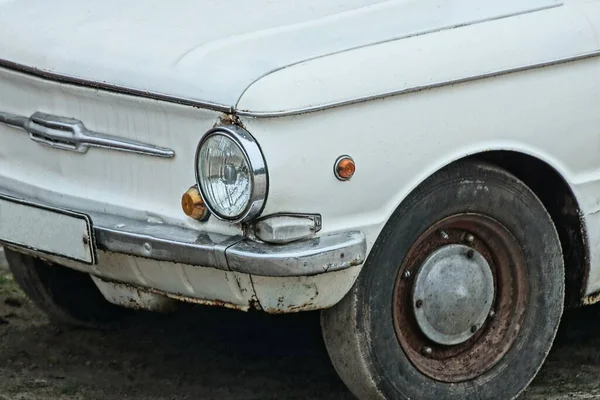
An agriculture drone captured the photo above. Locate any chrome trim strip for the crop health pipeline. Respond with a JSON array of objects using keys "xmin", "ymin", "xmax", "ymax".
[
  {"xmin": 95, "ymin": 215, "xmax": 365, "ymax": 276},
  {"xmin": 91, "ymin": 212, "xmax": 242, "ymax": 270},
  {"xmin": 235, "ymin": 49, "xmax": 600, "ymax": 118},
  {"xmin": 0, "ymin": 59, "xmax": 232, "ymax": 113},
  {"xmin": 0, "ymin": 188, "xmax": 365, "ymax": 277},
  {"xmin": 195, "ymin": 125, "xmax": 268, "ymax": 223},
  {"xmin": 0, "ymin": 111, "xmax": 175, "ymax": 158}
]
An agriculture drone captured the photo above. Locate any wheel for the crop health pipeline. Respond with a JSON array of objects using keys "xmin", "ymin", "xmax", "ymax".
[
  {"xmin": 6, "ymin": 249, "xmax": 130, "ymax": 329},
  {"xmin": 322, "ymin": 161, "xmax": 564, "ymax": 400}
]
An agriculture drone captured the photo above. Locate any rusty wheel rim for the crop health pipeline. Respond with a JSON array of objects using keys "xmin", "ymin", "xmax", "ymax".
[{"xmin": 392, "ymin": 213, "xmax": 528, "ymax": 383}]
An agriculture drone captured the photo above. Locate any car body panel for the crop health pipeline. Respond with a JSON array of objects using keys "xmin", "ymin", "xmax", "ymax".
[
  {"xmin": 238, "ymin": 1, "xmax": 597, "ymax": 115},
  {"xmin": 2, "ymin": 0, "xmax": 600, "ymax": 311},
  {"xmin": 6, "ymin": 245, "xmax": 361, "ymax": 314},
  {"xmin": 241, "ymin": 50, "xmax": 600, "ymax": 296},
  {"xmin": 0, "ymin": 0, "xmax": 559, "ymax": 108},
  {"xmin": 0, "ymin": 67, "xmax": 241, "ymax": 236}
]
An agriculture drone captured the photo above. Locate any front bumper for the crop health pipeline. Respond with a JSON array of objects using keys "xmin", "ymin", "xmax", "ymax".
[{"xmin": 0, "ymin": 187, "xmax": 367, "ymax": 278}]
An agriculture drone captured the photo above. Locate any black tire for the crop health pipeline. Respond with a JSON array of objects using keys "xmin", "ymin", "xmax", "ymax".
[
  {"xmin": 322, "ymin": 161, "xmax": 564, "ymax": 400},
  {"xmin": 6, "ymin": 249, "xmax": 130, "ymax": 329}
]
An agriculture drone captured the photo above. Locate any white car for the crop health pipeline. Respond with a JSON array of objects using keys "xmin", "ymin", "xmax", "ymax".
[{"xmin": 1, "ymin": 0, "xmax": 599, "ymax": 398}]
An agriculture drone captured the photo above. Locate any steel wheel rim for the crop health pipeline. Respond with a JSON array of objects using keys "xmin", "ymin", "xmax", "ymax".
[{"xmin": 392, "ymin": 213, "xmax": 529, "ymax": 383}]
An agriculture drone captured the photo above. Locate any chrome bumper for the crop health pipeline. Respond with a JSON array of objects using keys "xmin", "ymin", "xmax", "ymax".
[{"xmin": 0, "ymin": 189, "xmax": 366, "ymax": 277}]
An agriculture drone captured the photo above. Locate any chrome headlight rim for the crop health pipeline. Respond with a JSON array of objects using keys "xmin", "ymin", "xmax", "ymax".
[{"xmin": 194, "ymin": 125, "xmax": 268, "ymax": 223}]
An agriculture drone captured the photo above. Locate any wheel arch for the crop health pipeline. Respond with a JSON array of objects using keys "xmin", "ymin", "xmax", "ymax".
[
  {"xmin": 451, "ymin": 151, "xmax": 590, "ymax": 308},
  {"xmin": 324, "ymin": 157, "xmax": 567, "ymax": 400}
]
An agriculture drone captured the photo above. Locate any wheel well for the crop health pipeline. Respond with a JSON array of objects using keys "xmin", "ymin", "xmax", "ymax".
[{"xmin": 463, "ymin": 151, "xmax": 589, "ymax": 308}]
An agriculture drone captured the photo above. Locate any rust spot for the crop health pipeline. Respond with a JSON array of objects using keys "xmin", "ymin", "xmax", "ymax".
[
  {"xmin": 155, "ymin": 290, "xmax": 250, "ymax": 312},
  {"xmin": 264, "ymin": 302, "xmax": 319, "ymax": 314},
  {"xmin": 582, "ymin": 291, "xmax": 600, "ymax": 306},
  {"xmin": 248, "ymin": 297, "xmax": 262, "ymax": 311},
  {"xmin": 94, "ymin": 279, "xmax": 179, "ymax": 312},
  {"xmin": 216, "ymin": 113, "xmax": 244, "ymax": 128},
  {"xmin": 286, "ymin": 303, "xmax": 316, "ymax": 312},
  {"xmin": 263, "ymin": 285, "xmax": 319, "ymax": 314},
  {"xmin": 95, "ymin": 278, "xmax": 251, "ymax": 312},
  {"xmin": 241, "ymin": 222, "xmax": 251, "ymax": 238},
  {"xmin": 392, "ymin": 213, "xmax": 528, "ymax": 383},
  {"xmin": 276, "ymin": 296, "xmax": 285, "ymax": 308}
]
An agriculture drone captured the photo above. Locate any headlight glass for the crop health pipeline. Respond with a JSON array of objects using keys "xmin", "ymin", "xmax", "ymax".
[{"xmin": 197, "ymin": 134, "xmax": 252, "ymax": 219}]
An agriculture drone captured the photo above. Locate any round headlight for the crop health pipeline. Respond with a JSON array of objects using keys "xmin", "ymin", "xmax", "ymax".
[{"xmin": 195, "ymin": 126, "xmax": 268, "ymax": 222}]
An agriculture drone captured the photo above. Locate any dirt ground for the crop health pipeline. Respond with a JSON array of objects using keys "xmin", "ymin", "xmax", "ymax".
[{"xmin": 2, "ymin": 249, "xmax": 600, "ymax": 399}]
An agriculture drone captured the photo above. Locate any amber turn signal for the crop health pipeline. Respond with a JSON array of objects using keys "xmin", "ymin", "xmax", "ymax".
[
  {"xmin": 181, "ymin": 186, "xmax": 208, "ymax": 220},
  {"xmin": 334, "ymin": 155, "xmax": 355, "ymax": 181}
]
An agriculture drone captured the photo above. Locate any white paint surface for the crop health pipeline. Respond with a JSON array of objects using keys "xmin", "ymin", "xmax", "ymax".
[
  {"xmin": 2, "ymin": 0, "xmax": 600, "ymax": 308},
  {"xmin": 21, "ymin": 249, "xmax": 359, "ymax": 313},
  {"xmin": 0, "ymin": 197, "xmax": 93, "ymax": 263},
  {"xmin": 0, "ymin": 0, "xmax": 559, "ymax": 108},
  {"xmin": 239, "ymin": 2, "xmax": 592, "ymax": 113},
  {"xmin": 242, "ymin": 52, "xmax": 600, "ymax": 296},
  {"xmin": 0, "ymin": 67, "xmax": 242, "ymax": 238}
]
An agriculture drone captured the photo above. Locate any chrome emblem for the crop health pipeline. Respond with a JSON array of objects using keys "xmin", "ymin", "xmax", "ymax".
[{"xmin": 0, "ymin": 111, "xmax": 175, "ymax": 158}]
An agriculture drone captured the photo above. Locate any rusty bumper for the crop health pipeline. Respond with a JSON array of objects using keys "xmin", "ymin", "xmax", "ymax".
[
  {"xmin": 94, "ymin": 214, "xmax": 366, "ymax": 277},
  {"xmin": 0, "ymin": 188, "xmax": 366, "ymax": 277}
]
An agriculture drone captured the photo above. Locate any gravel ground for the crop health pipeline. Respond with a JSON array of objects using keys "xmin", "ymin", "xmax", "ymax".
[{"xmin": 2, "ymin": 247, "xmax": 600, "ymax": 400}]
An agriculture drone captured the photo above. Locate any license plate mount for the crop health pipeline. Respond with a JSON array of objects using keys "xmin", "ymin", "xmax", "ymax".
[{"xmin": 0, "ymin": 194, "xmax": 96, "ymax": 264}]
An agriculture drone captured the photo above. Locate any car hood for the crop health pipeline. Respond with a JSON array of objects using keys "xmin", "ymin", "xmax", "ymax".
[
  {"xmin": 0, "ymin": 0, "xmax": 561, "ymax": 111},
  {"xmin": 0, "ymin": 0, "xmax": 393, "ymax": 109}
]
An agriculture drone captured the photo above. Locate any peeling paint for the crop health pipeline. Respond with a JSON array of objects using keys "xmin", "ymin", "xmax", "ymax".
[
  {"xmin": 582, "ymin": 291, "xmax": 600, "ymax": 306},
  {"xmin": 91, "ymin": 276, "xmax": 179, "ymax": 312},
  {"xmin": 147, "ymin": 287, "xmax": 257, "ymax": 312},
  {"xmin": 91, "ymin": 274, "xmax": 259, "ymax": 312},
  {"xmin": 587, "ymin": 208, "xmax": 600, "ymax": 216},
  {"xmin": 216, "ymin": 113, "xmax": 244, "ymax": 128}
]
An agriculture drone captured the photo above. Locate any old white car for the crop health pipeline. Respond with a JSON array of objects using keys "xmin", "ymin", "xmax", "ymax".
[{"xmin": 1, "ymin": 0, "xmax": 599, "ymax": 398}]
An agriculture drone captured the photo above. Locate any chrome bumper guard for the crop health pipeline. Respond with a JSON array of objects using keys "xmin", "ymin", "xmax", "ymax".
[{"xmin": 0, "ymin": 190, "xmax": 367, "ymax": 277}]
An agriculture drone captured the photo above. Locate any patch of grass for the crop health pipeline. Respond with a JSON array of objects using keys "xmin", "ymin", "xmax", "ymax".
[
  {"xmin": 0, "ymin": 272, "xmax": 24, "ymax": 298},
  {"xmin": 3, "ymin": 380, "xmax": 83, "ymax": 400},
  {"xmin": 58, "ymin": 382, "xmax": 82, "ymax": 397}
]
